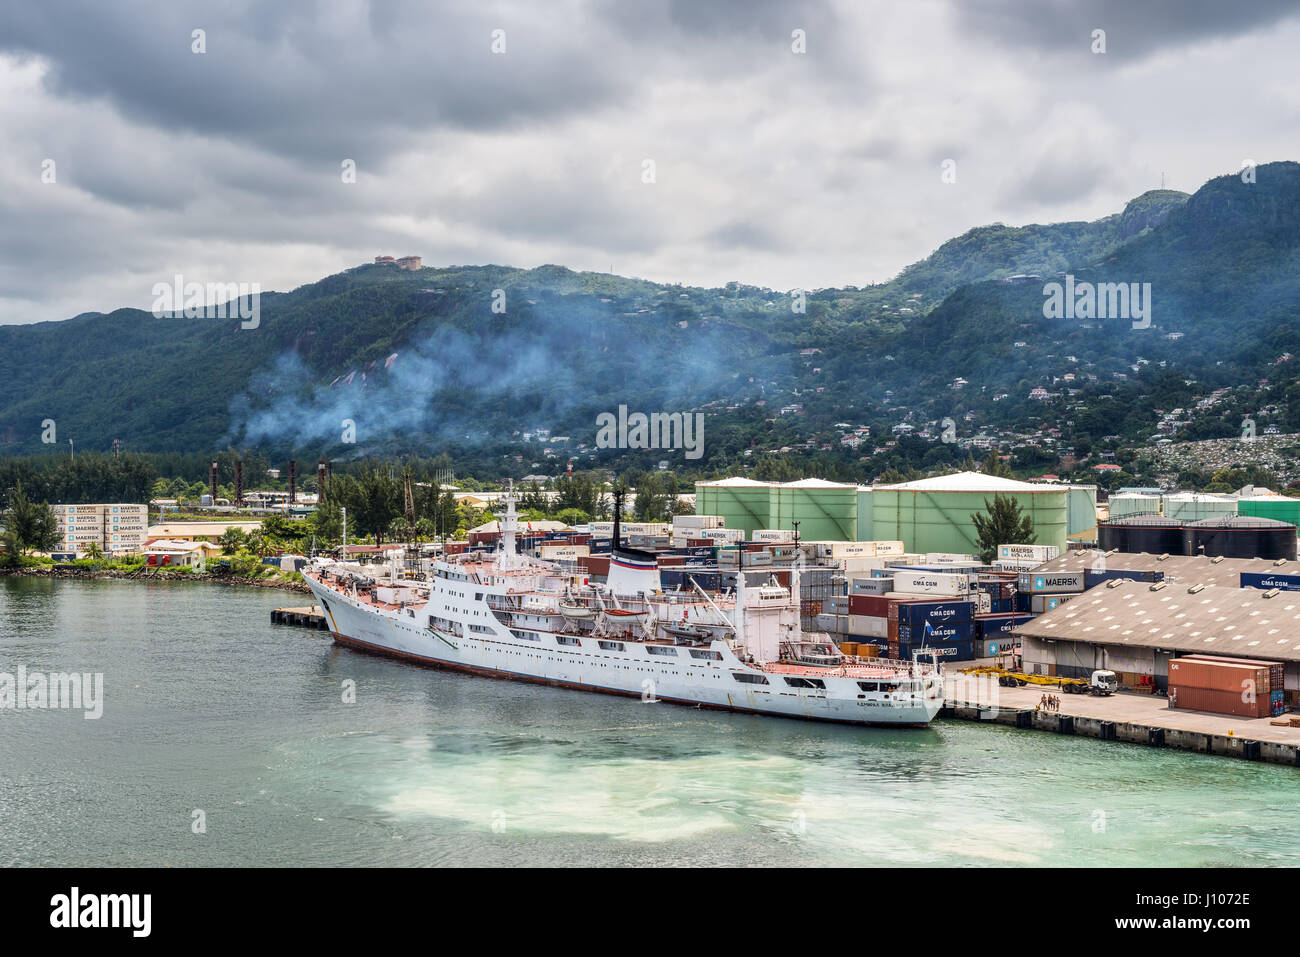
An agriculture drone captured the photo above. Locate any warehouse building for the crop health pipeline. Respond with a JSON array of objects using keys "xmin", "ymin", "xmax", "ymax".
[
  {"xmin": 1018, "ymin": 578, "xmax": 1300, "ymax": 704},
  {"xmin": 1032, "ymin": 549, "xmax": 1300, "ymax": 587}
]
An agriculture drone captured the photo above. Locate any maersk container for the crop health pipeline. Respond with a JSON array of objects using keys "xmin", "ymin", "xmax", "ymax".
[
  {"xmin": 997, "ymin": 543, "xmax": 1060, "ymax": 563},
  {"xmin": 1019, "ymin": 571, "xmax": 1085, "ymax": 594},
  {"xmin": 850, "ymin": 576, "xmax": 893, "ymax": 595},
  {"xmin": 1030, "ymin": 594, "xmax": 1073, "ymax": 613}
]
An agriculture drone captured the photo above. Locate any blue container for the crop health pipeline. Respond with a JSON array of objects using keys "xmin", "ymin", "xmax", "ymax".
[
  {"xmin": 975, "ymin": 614, "xmax": 1030, "ymax": 638},
  {"xmin": 896, "ymin": 600, "xmax": 974, "ymax": 626},
  {"xmin": 1241, "ymin": 572, "xmax": 1300, "ymax": 592},
  {"xmin": 899, "ymin": 640, "xmax": 973, "ymax": 662},
  {"xmin": 898, "ymin": 620, "xmax": 974, "ymax": 643},
  {"xmin": 1084, "ymin": 568, "xmax": 1165, "ymax": 589}
]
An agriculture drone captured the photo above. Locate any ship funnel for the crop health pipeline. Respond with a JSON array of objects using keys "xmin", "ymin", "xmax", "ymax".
[{"xmin": 608, "ymin": 487, "xmax": 661, "ymax": 597}]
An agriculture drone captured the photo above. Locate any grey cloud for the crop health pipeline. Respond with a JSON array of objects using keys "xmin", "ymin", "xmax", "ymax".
[{"xmin": 951, "ymin": 0, "xmax": 1300, "ymax": 59}]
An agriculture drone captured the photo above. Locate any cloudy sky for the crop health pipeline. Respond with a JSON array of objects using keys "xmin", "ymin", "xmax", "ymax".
[{"xmin": 2, "ymin": 0, "xmax": 1299, "ymax": 325}]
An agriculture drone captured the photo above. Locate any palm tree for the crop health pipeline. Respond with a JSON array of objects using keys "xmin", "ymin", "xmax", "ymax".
[
  {"xmin": 82, "ymin": 541, "xmax": 105, "ymax": 564},
  {"xmin": 219, "ymin": 528, "xmax": 247, "ymax": 555}
]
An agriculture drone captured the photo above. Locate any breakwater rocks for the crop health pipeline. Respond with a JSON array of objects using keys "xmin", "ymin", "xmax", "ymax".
[{"xmin": 0, "ymin": 565, "xmax": 311, "ymax": 594}]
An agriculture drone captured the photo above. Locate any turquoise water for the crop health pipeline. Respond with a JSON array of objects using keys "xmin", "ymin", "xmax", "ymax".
[{"xmin": 3, "ymin": 576, "xmax": 1298, "ymax": 866}]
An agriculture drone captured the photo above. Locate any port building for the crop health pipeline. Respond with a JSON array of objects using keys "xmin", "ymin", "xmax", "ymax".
[{"xmin": 1018, "ymin": 577, "xmax": 1300, "ymax": 705}]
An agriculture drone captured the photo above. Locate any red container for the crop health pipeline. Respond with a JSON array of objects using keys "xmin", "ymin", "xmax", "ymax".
[
  {"xmin": 848, "ymin": 594, "xmax": 890, "ymax": 618},
  {"xmin": 1169, "ymin": 685, "xmax": 1271, "ymax": 718},
  {"xmin": 1180, "ymin": 655, "xmax": 1282, "ymax": 694},
  {"xmin": 1168, "ymin": 659, "xmax": 1269, "ymax": 695},
  {"xmin": 580, "ymin": 556, "xmax": 610, "ymax": 576},
  {"xmin": 656, "ymin": 556, "xmax": 686, "ymax": 566},
  {"xmin": 687, "ymin": 538, "xmax": 712, "ymax": 547}
]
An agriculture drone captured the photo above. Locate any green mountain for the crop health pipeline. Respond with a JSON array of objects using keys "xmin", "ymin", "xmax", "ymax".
[{"xmin": 0, "ymin": 164, "xmax": 1296, "ymax": 482}]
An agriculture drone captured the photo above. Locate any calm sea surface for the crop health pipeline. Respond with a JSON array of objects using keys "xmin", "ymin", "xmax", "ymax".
[{"xmin": 3, "ymin": 577, "xmax": 1298, "ymax": 867}]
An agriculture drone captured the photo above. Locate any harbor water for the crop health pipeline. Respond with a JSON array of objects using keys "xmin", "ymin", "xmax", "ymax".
[{"xmin": 3, "ymin": 576, "xmax": 1300, "ymax": 867}]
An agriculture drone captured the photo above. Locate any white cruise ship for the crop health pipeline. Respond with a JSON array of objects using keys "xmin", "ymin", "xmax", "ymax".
[{"xmin": 302, "ymin": 487, "xmax": 944, "ymax": 727}]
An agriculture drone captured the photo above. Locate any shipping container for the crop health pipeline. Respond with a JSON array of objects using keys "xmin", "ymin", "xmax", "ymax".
[
  {"xmin": 1018, "ymin": 570, "xmax": 1085, "ymax": 594},
  {"xmin": 847, "ymin": 614, "xmax": 888, "ymax": 638},
  {"xmin": 672, "ymin": 515, "xmax": 725, "ymax": 530},
  {"xmin": 997, "ymin": 543, "xmax": 1061, "ymax": 563},
  {"xmin": 891, "ymin": 570, "xmax": 972, "ymax": 597},
  {"xmin": 1239, "ymin": 571, "xmax": 1300, "ymax": 592},
  {"xmin": 1169, "ymin": 657, "xmax": 1271, "ymax": 695},
  {"xmin": 850, "ymin": 576, "xmax": 893, "ymax": 596},
  {"xmin": 896, "ymin": 600, "xmax": 974, "ymax": 625},
  {"xmin": 1178, "ymin": 654, "xmax": 1283, "ymax": 695},
  {"xmin": 1084, "ymin": 568, "xmax": 1166, "ymax": 589},
  {"xmin": 898, "ymin": 620, "xmax": 974, "ymax": 643},
  {"xmin": 974, "ymin": 613, "xmax": 1031, "ymax": 638},
  {"xmin": 1169, "ymin": 685, "xmax": 1271, "ymax": 718},
  {"xmin": 898, "ymin": 640, "xmax": 973, "ymax": 661},
  {"xmin": 848, "ymin": 594, "xmax": 890, "ymax": 618},
  {"xmin": 1030, "ymin": 594, "xmax": 1073, "ymax": 614}
]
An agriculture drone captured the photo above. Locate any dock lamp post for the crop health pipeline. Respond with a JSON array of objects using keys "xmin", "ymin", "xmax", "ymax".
[{"xmin": 341, "ymin": 506, "xmax": 347, "ymax": 558}]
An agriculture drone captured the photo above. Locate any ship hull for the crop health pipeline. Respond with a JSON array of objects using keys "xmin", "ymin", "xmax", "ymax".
[{"xmin": 306, "ymin": 574, "xmax": 942, "ymax": 728}]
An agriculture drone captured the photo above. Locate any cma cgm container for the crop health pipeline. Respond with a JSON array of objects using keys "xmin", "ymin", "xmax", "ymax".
[
  {"xmin": 1018, "ymin": 571, "xmax": 1085, "ymax": 594},
  {"xmin": 898, "ymin": 639, "xmax": 974, "ymax": 661},
  {"xmin": 892, "ymin": 570, "xmax": 972, "ymax": 597},
  {"xmin": 974, "ymin": 613, "xmax": 1030, "ymax": 639},
  {"xmin": 898, "ymin": 620, "xmax": 973, "ymax": 643},
  {"xmin": 895, "ymin": 599, "xmax": 973, "ymax": 626},
  {"xmin": 1240, "ymin": 572, "xmax": 1300, "ymax": 592}
]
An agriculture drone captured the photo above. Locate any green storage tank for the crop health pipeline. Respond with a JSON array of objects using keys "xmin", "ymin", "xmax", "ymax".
[
  {"xmin": 870, "ymin": 471, "xmax": 1069, "ymax": 555},
  {"xmin": 1108, "ymin": 492, "xmax": 1161, "ymax": 519},
  {"xmin": 768, "ymin": 479, "xmax": 858, "ymax": 541},
  {"xmin": 1066, "ymin": 484, "xmax": 1099, "ymax": 538},
  {"xmin": 1238, "ymin": 495, "xmax": 1300, "ymax": 527},
  {"xmin": 856, "ymin": 486, "xmax": 874, "ymax": 541},
  {"xmin": 693, "ymin": 478, "xmax": 772, "ymax": 536}
]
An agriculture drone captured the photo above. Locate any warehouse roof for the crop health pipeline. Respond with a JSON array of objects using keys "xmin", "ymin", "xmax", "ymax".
[
  {"xmin": 1019, "ymin": 580, "xmax": 1300, "ymax": 661},
  {"xmin": 875, "ymin": 471, "xmax": 1051, "ymax": 493},
  {"xmin": 1033, "ymin": 550, "xmax": 1300, "ymax": 587}
]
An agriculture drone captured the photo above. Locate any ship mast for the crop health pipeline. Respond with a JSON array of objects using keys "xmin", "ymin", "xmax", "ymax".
[{"xmin": 497, "ymin": 480, "xmax": 520, "ymax": 571}]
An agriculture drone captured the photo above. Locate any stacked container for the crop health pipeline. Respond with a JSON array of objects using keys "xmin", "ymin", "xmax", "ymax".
[{"xmin": 1168, "ymin": 656, "xmax": 1279, "ymax": 718}]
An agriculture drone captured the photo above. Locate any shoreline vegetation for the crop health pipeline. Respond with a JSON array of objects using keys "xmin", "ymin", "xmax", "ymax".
[{"xmin": 0, "ymin": 563, "xmax": 311, "ymax": 594}]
